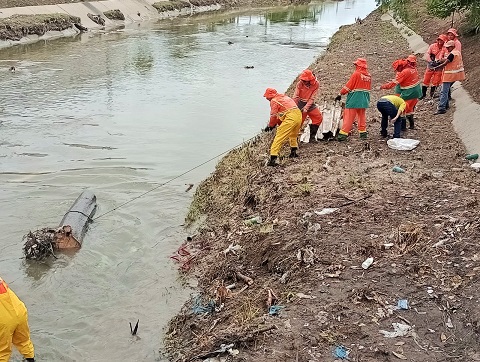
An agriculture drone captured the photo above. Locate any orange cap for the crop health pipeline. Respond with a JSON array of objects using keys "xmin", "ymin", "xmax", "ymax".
[
  {"xmin": 447, "ymin": 28, "xmax": 458, "ymax": 37},
  {"xmin": 392, "ymin": 59, "xmax": 407, "ymax": 71},
  {"xmin": 406, "ymin": 54, "xmax": 417, "ymax": 63},
  {"xmin": 263, "ymin": 88, "xmax": 278, "ymax": 99},
  {"xmin": 445, "ymin": 40, "xmax": 455, "ymax": 48},
  {"xmin": 299, "ymin": 69, "xmax": 316, "ymax": 81},
  {"xmin": 353, "ymin": 58, "xmax": 368, "ymax": 68},
  {"xmin": 437, "ymin": 34, "xmax": 448, "ymax": 42}
]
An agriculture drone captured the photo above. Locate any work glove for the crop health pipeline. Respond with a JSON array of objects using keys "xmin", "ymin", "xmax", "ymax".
[
  {"xmin": 264, "ymin": 126, "xmax": 274, "ymax": 132},
  {"xmin": 334, "ymin": 95, "xmax": 342, "ymax": 102},
  {"xmin": 430, "ymin": 53, "xmax": 436, "ymax": 61},
  {"xmin": 26, "ymin": 359, "xmax": 35, "ymax": 362}
]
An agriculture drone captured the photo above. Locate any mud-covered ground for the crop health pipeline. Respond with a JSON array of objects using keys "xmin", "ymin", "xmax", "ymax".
[{"xmin": 164, "ymin": 8, "xmax": 480, "ymax": 362}]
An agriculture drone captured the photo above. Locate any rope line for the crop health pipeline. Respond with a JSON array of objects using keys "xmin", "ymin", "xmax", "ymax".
[{"xmin": 92, "ymin": 134, "xmax": 260, "ymax": 221}]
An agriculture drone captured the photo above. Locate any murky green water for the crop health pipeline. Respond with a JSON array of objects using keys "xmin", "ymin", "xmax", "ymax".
[{"xmin": 0, "ymin": 1, "xmax": 376, "ymax": 360}]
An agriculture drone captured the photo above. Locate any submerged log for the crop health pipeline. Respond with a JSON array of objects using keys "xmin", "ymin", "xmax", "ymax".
[{"xmin": 23, "ymin": 190, "xmax": 97, "ymax": 260}]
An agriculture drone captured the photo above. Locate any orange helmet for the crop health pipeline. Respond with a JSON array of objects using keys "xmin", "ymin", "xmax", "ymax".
[
  {"xmin": 447, "ymin": 28, "xmax": 458, "ymax": 37},
  {"xmin": 263, "ymin": 88, "xmax": 278, "ymax": 99},
  {"xmin": 299, "ymin": 69, "xmax": 316, "ymax": 81},
  {"xmin": 353, "ymin": 58, "xmax": 368, "ymax": 69}
]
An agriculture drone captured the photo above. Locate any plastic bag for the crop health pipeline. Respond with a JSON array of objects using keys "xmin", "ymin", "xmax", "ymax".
[{"xmin": 387, "ymin": 138, "xmax": 420, "ymax": 151}]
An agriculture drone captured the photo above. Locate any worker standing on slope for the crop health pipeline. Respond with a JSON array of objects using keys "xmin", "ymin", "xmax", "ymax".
[
  {"xmin": 433, "ymin": 40, "xmax": 465, "ymax": 115},
  {"xmin": 293, "ymin": 69, "xmax": 323, "ymax": 143},
  {"xmin": 421, "ymin": 34, "xmax": 447, "ymax": 99},
  {"xmin": 335, "ymin": 58, "xmax": 371, "ymax": 141},
  {"xmin": 0, "ymin": 277, "xmax": 35, "ymax": 362},
  {"xmin": 263, "ymin": 88, "xmax": 302, "ymax": 166},
  {"xmin": 446, "ymin": 28, "xmax": 462, "ymax": 53},
  {"xmin": 381, "ymin": 56, "xmax": 422, "ymax": 130}
]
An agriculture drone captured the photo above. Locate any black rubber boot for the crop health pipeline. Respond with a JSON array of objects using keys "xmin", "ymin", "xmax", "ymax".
[
  {"xmin": 380, "ymin": 129, "xmax": 388, "ymax": 138},
  {"xmin": 420, "ymin": 85, "xmax": 427, "ymax": 100},
  {"xmin": 407, "ymin": 115, "xmax": 415, "ymax": 129},
  {"xmin": 289, "ymin": 147, "xmax": 298, "ymax": 158},
  {"xmin": 401, "ymin": 117, "xmax": 407, "ymax": 131},
  {"xmin": 430, "ymin": 86, "xmax": 436, "ymax": 98},
  {"xmin": 267, "ymin": 155, "xmax": 278, "ymax": 167},
  {"xmin": 309, "ymin": 124, "xmax": 319, "ymax": 143}
]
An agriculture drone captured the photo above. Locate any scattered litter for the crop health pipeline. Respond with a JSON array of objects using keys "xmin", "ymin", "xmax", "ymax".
[
  {"xmin": 297, "ymin": 246, "xmax": 315, "ymax": 265},
  {"xmin": 380, "ymin": 323, "xmax": 412, "ymax": 338},
  {"xmin": 471, "ymin": 163, "xmax": 480, "ymax": 172},
  {"xmin": 244, "ymin": 216, "xmax": 262, "ymax": 225},
  {"xmin": 466, "ymin": 153, "xmax": 479, "ymax": 160},
  {"xmin": 284, "ymin": 319, "xmax": 292, "ymax": 330},
  {"xmin": 383, "ymin": 243, "xmax": 394, "ymax": 250},
  {"xmin": 446, "ymin": 317, "xmax": 454, "ymax": 329},
  {"xmin": 427, "ymin": 287, "xmax": 434, "ymax": 294},
  {"xmin": 396, "ymin": 299, "xmax": 409, "ymax": 310},
  {"xmin": 296, "ymin": 292, "xmax": 316, "ymax": 299},
  {"xmin": 303, "ymin": 211, "xmax": 313, "ymax": 218},
  {"xmin": 268, "ymin": 305, "xmax": 285, "ymax": 316},
  {"xmin": 387, "ymin": 138, "xmax": 420, "ymax": 151},
  {"xmin": 260, "ymin": 224, "xmax": 274, "ymax": 233},
  {"xmin": 392, "ymin": 166, "xmax": 406, "ymax": 173},
  {"xmin": 279, "ymin": 271, "xmax": 289, "ymax": 284},
  {"xmin": 333, "ymin": 345, "xmax": 349, "ymax": 359},
  {"xmin": 314, "ymin": 208, "xmax": 338, "ymax": 216},
  {"xmin": 441, "ymin": 333, "xmax": 447, "ymax": 342},
  {"xmin": 197, "ymin": 343, "xmax": 237, "ymax": 360},
  {"xmin": 307, "ymin": 222, "xmax": 321, "ymax": 232},
  {"xmin": 392, "ymin": 351, "xmax": 407, "ymax": 360},
  {"xmin": 192, "ymin": 295, "xmax": 216, "ymax": 315},
  {"xmin": 266, "ymin": 288, "xmax": 278, "ymax": 310},
  {"xmin": 223, "ymin": 243, "xmax": 242, "ymax": 256},
  {"xmin": 362, "ymin": 256, "xmax": 374, "ymax": 269}
]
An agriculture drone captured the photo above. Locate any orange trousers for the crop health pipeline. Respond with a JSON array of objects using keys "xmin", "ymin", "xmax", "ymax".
[
  {"xmin": 405, "ymin": 98, "xmax": 418, "ymax": 115},
  {"xmin": 302, "ymin": 107, "xmax": 323, "ymax": 126},
  {"xmin": 423, "ymin": 68, "xmax": 442, "ymax": 87},
  {"xmin": 340, "ymin": 108, "xmax": 366, "ymax": 134}
]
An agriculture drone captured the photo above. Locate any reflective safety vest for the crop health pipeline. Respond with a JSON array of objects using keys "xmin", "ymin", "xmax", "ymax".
[
  {"xmin": 393, "ymin": 67, "xmax": 422, "ymax": 100},
  {"xmin": 442, "ymin": 50, "xmax": 465, "ymax": 82},
  {"xmin": 268, "ymin": 94, "xmax": 299, "ymax": 127}
]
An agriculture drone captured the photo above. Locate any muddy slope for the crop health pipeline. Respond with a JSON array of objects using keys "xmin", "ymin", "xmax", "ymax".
[{"xmin": 164, "ymin": 8, "xmax": 480, "ymax": 362}]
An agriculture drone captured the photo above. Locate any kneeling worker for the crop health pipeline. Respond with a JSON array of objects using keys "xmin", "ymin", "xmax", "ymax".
[
  {"xmin": 263, "ymin": 88, "xmax": 302, "ymax": 166},
  {"xmin": 293, "ymin": 69, "xmax": 323, "ymax": 143},
  {"xmin": 0, "ymin": 277, "xmax": 35, "ymax": 362},
  {"xmin": 377, "ymin": 95, "xmax": 406, "ymax": 139}
]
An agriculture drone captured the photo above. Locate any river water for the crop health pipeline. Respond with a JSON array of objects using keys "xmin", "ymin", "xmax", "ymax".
[{"xmin": 0, "ymin": 1, "xmax": 376, "ymax": 360}]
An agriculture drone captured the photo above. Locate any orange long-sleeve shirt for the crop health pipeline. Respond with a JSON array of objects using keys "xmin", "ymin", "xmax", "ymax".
[
  {"xmin": 293, "ymin": 79, "xmax": 319, "ymax": 110},
  {"xmin": 268, "ymin": 94, "xmax": 299, "ymax": 127}
]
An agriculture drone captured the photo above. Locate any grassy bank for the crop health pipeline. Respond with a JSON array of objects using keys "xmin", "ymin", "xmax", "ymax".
[
  {"xmin": 0, "ymin": 14, "xmax": 80, "ymax": 41},
  {"xmin": 164, "ymin": 6, "xmax": 480, "ymax": 362}
]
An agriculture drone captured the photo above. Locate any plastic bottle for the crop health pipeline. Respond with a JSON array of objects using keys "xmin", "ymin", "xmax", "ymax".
[
  {"xmin": 362, "ymin": 256, "xmax": 374, "ymax": 269},
  {"xmin": 392, "ymin": 166, "xmax": 405, "ymax": 173}
]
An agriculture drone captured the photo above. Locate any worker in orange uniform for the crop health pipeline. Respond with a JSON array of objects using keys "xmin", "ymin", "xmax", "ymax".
[
  {"xmin": 334, "ymin": 58, "xmax": 371, "ymax": 141},
  {"xmin": 0, "ymin": 277, "xmax": 35, "ymax": 362},
  {"xmin": 421, "ymin": 34, "xmax": 447, "ymax": 99},
  {"xmin": 293, "ymin": 69, "xmax": 323, "ymax": 143},
  {"xmin": 446, "ymin": 28, "xmax": 461, "ymax": 53},
  {"xmin": 433, "ymin": 40, "xmax": 465, "ymax": 114},
  {"xmin": 381, "ymin": 56, "xmax": 422, "ymax": 130},
  {"xmin": 263, "ymin": 88, "xmax": 302, "ymax": 166}
]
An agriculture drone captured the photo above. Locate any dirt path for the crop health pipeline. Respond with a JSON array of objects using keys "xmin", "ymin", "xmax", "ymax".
[{"xmin": 164, "ymin": 7, "xmax": 480, "ymax": 362}]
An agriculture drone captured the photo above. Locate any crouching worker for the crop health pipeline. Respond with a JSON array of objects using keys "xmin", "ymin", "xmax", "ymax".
[
  {"xmin": 263, "ymin": 88, "xmax": 302, "ymax": 166},
  {"xmin": 293, "ymin": 69, "xmax": 323, "ymax": 143},
  {"xmin": 377, "ymin": 95, "xmax": 406, "ymax": 139},
  {"xmin": 0, "ymin": 277, "xmax": 35, "ymax": 362}
]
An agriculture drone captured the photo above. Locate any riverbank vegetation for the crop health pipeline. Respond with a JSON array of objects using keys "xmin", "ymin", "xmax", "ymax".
[
  {"xmin": 165, "ymin": 3, "xmax": 480, "ymax": 361},
  {"xmin": 0, "ymin": 14, "xmax": 79, "ymax": 41}
]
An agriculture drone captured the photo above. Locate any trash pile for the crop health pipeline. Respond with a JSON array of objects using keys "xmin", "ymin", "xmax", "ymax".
[{"xmin": 22, "ymin": 228, "xmax": 57, "ymax": 260}]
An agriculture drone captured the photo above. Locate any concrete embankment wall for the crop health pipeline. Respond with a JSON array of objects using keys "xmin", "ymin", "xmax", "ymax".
[
  {"xmin": 0, "ymin": 0, "xmax": 221, "ymax": 48},
  {"xmin": 382, "ymin": 12, "xmax": 480, "ymax": 155}
]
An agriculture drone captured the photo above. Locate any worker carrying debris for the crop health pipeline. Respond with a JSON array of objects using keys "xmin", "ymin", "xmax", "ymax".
[
  {"xmin": 0, "ymin": 277, "xmax": 35, "ymax": 362},
  {"xmin": 263, "ymin": 88, "xmax": 302, "ymax": 166},
  {"xmin": 335, "ymin": 58, "xmax": 371, "ymax": 141},
  {"xmin": 293, "ymin": 69, "xmax": 323, "ymax": 143}
]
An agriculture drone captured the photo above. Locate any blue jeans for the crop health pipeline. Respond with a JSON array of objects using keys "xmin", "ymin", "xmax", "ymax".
[
  {"xmin": 377, "ymin": 100, "xmax": 402, "ymax": 138},
  {"xmin": 438, "ymin": 82, "xmax": 453, "ymax": 112}
]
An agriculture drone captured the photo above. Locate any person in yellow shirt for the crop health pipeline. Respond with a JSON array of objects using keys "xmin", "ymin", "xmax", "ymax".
[
  {"xmin": 0, "ymin": 277, "xmax": 35, "ymax": 362},
  {"xmin": 376, "ymin": 95, "xmax": 406, "ymax": 139}
]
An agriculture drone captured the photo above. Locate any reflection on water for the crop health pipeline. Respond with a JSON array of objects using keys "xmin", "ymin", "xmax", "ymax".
[{"xmin": 0, "ymin": 1, "xmax": 376, "ymax": 360}]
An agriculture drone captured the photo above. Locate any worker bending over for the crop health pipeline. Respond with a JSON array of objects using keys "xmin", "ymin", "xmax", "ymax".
[
  {"xmin": 293, "ymin": 69, "xmax": 323, "ymax": 143},
  {"xmin": 263, "ymin": 88, "xmax": 302, "ymax": 166},
  {"xmin": 377, "ymin": 95, "xmax": 406, "ymax": 139},
  {"xmin": 0, "ymin": 277, "xmax": 35, "ymax": 362}
]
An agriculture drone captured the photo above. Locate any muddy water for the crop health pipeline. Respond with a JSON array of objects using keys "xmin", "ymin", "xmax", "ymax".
[{"xmin": 0, "ymin": 1, "xmax": 376, "ymax": 360}]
